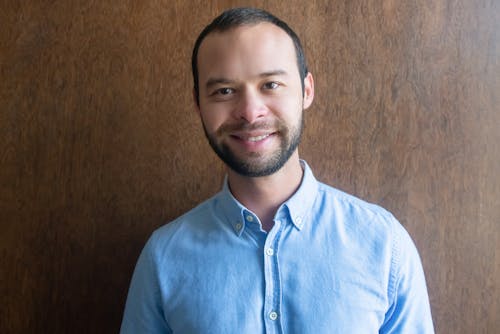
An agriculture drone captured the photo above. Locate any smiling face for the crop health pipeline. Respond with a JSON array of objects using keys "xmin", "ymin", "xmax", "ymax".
[{"xmin": 195, "ymin": 23, "xmax": 314, "ymax": 177}]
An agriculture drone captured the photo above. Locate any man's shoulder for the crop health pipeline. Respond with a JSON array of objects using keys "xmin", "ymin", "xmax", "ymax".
[
  {"xmin": 316, "ymin": 181, "xmax": 396, "ymax": 223},
  {"xmin": 314, "ymin": 181, "xmax": 417, "ymax": 258},
  {"xmin": 150, "ymin": 192, "xmax": 222, "ymax": 242}
]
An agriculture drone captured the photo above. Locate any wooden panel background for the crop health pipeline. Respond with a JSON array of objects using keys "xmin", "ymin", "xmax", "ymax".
[{"xmin": 1, "ymin": 0, "xmax": 498, "ymax": 333}]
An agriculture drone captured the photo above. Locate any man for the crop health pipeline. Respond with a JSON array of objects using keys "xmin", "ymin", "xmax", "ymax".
[{"xmin": 121, "ymin": 7, "xmax": 434, "ymax": 333}]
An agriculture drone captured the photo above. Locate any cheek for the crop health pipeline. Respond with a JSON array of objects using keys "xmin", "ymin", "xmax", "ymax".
[
  {"xmin": 268, "ymin": 96, "xmax": 303, "ymax": 120},
  {"xmin": 200, "ymin": 107, "xmax": 228, "ymax": 132}
]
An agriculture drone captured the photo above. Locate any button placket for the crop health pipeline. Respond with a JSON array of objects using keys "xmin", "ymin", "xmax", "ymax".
[{"xmin": 263, "ymin": 220, "xmax": 284, "ymax": 333}]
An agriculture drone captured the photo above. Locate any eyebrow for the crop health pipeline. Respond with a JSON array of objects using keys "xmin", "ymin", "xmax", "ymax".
[
  {"xmin": 205, "ymin": 78, "xmax": 235, "ymax": 90},
  {"xmin": 258, "ymin": 70, "xmax": 288, "ymax": 78},
  {"xmin": 204, "ymin": 70, "xmax": 288, "ymax": 90}
]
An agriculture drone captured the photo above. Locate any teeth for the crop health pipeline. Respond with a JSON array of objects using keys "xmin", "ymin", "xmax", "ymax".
[{"xmin": 247, "ymin": 134, "xmax": 270, "ymax": 142}]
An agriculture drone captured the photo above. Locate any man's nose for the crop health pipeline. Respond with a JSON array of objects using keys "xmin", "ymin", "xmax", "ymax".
[{"xmin": 234, "ymin": 88, "xmax": 267, "ymax": 123}]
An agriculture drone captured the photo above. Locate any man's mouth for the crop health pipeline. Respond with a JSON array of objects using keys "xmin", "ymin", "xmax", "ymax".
[
  {"xmin": 230, "ymin": 130, "xmax": 277, "ymax": 143},
  {"xmin": 247, "ymin": 134, "xmax": 271, "ymax": 142}
]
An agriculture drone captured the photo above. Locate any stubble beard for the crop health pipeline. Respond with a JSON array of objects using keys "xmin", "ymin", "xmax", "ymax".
[{"xmin": 203, "ymin": 112, "xmax": 304, "ymax": 177}]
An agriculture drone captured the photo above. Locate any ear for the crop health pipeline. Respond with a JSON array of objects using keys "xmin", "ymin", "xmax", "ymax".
[
  {"xmin": 302, "ymin": 72, "xmax": 314, "ymax": 110},
  {"xmin": 193, "ymin": 88, "xmax": 201, "ymax": 115}
]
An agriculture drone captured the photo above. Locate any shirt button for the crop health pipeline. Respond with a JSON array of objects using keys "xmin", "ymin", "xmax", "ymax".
[
  {"xmin": 245, "ymin": 215, "xmax": 254, "ymax": 222},
  {"xmin": 269, "ymin": 311, "xmax": 278, "ymax": 321},
  {"xmin": 266, "ymin": 248, "xmax": 274, "ymax": 256},
  {"xmin": 235, "ymin": 223, "xmax": 242, "ymax": 231}
]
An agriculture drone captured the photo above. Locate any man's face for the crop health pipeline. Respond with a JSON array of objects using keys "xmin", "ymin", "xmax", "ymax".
[{"xmin": 195, "ymin": 23, "xmax": 314, "ymax": 177}]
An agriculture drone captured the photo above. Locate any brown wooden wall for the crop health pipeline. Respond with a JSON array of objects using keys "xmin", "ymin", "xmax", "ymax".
[{"xmin": 1, "ymin": 1, "xmax": 498, "ymax": 333}]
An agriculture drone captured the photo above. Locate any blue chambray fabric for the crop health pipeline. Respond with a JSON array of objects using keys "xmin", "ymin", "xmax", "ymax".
[{"xmin": 121, "ymin": 161, "xmax": 434, "ymax": 334}]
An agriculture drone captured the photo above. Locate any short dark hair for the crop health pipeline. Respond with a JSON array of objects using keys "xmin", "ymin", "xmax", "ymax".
[{"xmin": 191, "ymin": 7, "xmax": 309, "ymax": 106}]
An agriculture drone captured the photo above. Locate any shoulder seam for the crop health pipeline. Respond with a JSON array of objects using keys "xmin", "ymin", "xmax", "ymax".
[{"xmin": 387, "ymin": 219, "xmax": 401, "ymax": 307}]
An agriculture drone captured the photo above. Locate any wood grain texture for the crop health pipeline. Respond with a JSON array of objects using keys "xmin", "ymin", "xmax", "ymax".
[{"xmin": 1, "ymin": 0, "xmax": 498, "ymax": 333}]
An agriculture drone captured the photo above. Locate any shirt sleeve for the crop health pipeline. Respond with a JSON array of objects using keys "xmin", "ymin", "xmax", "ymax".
[
  {"xmin": 380, "ymin": 223, "xmax": 435, "ymax": 333},
  {"xmin": 120, "ymin": 236, "xmax": 172, "ymax": 334}
]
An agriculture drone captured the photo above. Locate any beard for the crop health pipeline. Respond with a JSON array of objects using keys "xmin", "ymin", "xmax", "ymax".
[{"xmin": 202, "ymin": 112, "xmax": 304, "ymax": 177}]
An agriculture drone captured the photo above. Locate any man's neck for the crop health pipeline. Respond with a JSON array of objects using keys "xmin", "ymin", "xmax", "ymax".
[{"xmin": 227, "ymin": 153, "xmax": 304, "ymax": 232}]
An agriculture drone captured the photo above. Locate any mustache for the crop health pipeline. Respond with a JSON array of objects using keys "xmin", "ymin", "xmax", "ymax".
[{"xmin": 216, "ymin": 120, "xmax": 283, "ymax": 135}]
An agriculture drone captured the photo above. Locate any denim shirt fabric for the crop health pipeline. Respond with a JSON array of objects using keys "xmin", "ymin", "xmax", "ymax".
[{"xmin": 121, "ymin": 161, "xmax": 434, "ymax": 333}]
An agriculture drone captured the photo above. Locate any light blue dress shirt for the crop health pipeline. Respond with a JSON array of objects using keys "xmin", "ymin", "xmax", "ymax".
[{"xmin": 121, "ymin": 161, "xmax": 434, "ymax": 333}]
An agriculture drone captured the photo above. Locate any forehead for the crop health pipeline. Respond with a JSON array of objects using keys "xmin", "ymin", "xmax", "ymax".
[{"xmin": 197, "ymin": 23, "xmax": 299, "ymax": 83}]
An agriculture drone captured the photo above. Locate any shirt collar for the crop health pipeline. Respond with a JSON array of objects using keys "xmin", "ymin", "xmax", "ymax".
[
  {"xmin": 217, "ymin": 160, "xmax": 319, "ymax": 235},
  {"xmin": 279, "ymin": 160, "xmax": 319, "ymax": 230}
]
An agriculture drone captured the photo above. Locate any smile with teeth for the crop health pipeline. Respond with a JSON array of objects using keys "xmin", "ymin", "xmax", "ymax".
[
  {"xmin": 230, "ymin": 131, "xmax": 276, "ymax": 143},
  {"xmin": 247, "ymin": 134, "xmax": 271, "ymax": 142}
]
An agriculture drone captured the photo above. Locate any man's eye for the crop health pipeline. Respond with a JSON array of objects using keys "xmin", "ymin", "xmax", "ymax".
[
  {"xmin": 263, "ymin": 82, "xmax": 280, "ymax": 90},
  {"xmin": 216, "ymin": 87, "xmax": 234, "ymax": 95}
]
